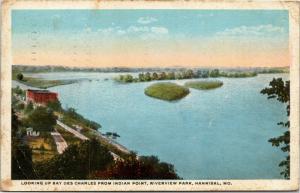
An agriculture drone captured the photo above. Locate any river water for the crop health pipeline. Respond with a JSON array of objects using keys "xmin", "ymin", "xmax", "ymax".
[{"xmin": 22, "ymin": 72, "xmax": 288, "ymax": 179}]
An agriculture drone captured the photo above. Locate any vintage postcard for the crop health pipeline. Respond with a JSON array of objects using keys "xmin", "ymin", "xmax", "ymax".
[{"xmin": 1, "ymin": 0, "xmax": 299, "ymax": 191}]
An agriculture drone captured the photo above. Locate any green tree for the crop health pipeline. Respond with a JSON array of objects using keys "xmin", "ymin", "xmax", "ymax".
[
  {"xmin": 145, "ymin": 72, "xmax": 151, "ymax": 81},
  {"xmin": 91, "ymin": 153, "xmax": 180, "ymax": 179},
  {"xmin": 184, "ymin": 69, "xmax": 194, "ymax": 78},
  {"xmin": 200, "ymin": 70, "xmax": 209, "ymax": 78},
  {"xmin": 209, "ymin": 69, "xmax": 220, "ymax": 77},
  {"xmin": 47, "ymin": 100, "xmax": 62, "ymax": 112},
  {"xmin": 25, "ymin": 102, "xmax": 34, "ymax": 113},
  {"xmin": 16, "ymin": 103, "xmax": 25, "ymax": 111},
  {"xmin": 27, "ymin": 106, "xmax": 57, "ymax": 132},
  {"xmin": 17, "ymin": 73, "xmax": 24, "ymax": 81},
  {"xmin": 175, "ymin": 72, "xmax": 183, "ymax": 80},
  {"xmin": 124, "ymin": 74, "xmax": 133, "ymax": 82},
  {"xmin": 167, "ymin": 72, "xmax": 175, "ymax": 80},
  {"xmin": 158, "ymin": 72, "xmax": 167, "ymax": 80},
  {"xmin": 138, "ymin": 73, "xmax": 145, "ymax": 81},
  {"xmin": 152, "ymin": 72, "xmax": 158, "ymax": 80},
  {"xmin": 11, "ymin": 109, "xmax": 36, "ymax": 179},
  {"xmin": 12, "ymin": 86, "xmax": 25, "ymax": 96},
  {"xmin": 261, "ymin": 78, "xmax": 290, "ymax": 179},
  {"xmin": 12, "ymin": 143, "xmax": 36, "ymax": 179},
  {"xmin": 36, "ymin": 138, "xmax": 113, "ymax": 179},
  {"xmin": 12, "ymin": 109, "xmax": 19, "ymax": 140}
]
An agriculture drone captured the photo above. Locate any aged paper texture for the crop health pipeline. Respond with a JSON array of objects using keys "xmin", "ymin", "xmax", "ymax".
[{"xmin": 1, "ymin": 0, "xmax": 299, "ymax": 191}]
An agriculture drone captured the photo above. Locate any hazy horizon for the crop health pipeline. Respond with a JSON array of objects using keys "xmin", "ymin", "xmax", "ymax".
[
  {"xmin": 13, "ymin": 64, "xmax": 289, "ymax": 69},
  {"xmin": 12, "ymin": 10, "xmax": 290, "ymax": 68}
]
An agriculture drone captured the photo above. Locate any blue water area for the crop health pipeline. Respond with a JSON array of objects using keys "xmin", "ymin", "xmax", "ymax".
[{"xmin": 27, "ymin": 72, "xmax": 288, "ymax": 179}]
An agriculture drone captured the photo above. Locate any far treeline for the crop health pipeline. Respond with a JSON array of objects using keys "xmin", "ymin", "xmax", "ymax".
[
  {"xmin": 116, "ymin": 69, "xmax": 259, "ymax": 83},
  {"xmin": 12, "ymin": 65, "xmax": 288, "ymax": 74}
]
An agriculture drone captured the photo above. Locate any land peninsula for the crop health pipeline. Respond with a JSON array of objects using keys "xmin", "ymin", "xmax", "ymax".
[{"xmin": 13, "ymin": 70, "xmax": 78, "ymax": 89}]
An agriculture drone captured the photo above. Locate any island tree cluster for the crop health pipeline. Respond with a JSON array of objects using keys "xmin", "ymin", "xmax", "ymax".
[{"xmin": 115, "ymin": 69, "xmax": 257, "ymax": 83}]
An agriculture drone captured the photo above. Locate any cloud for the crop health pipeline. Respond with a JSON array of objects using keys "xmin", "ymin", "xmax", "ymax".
[
  {"xmin": 96, "ymin": 25, "xmax": 168, "ymax": 39},
  {"xmin": 215, "ymin": 24, "xmax": 285, "ymax": 37},
  {"xmin": 151, "ymin": 27, "xmax": 168, "ymax": 34},
  {"xmin": 127, "ymin": 26, "xmax": 149, "ymax": 33},
  {"xmin": 137, "ymin": 17, "xmax": 157, "ymax": 24}
]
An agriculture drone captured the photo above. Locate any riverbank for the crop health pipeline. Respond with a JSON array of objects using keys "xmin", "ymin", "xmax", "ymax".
[{"xmin": 12, "ymin": 83, "xmax": 131, "ymax": 160}]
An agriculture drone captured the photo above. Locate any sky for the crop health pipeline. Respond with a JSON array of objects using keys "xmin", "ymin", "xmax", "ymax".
[{"xmin": 12, "ymin": 10, "xmax": 289, "ymax": 68}]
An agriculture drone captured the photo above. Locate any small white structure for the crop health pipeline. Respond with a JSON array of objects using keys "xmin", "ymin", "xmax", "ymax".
[
  {"xmin": 26, "ymin": 128, "xmax": 40, "ymax": 137},
  {"xmin": 51, "ymin": 132, "xmax": 68, "ymax": 154}
]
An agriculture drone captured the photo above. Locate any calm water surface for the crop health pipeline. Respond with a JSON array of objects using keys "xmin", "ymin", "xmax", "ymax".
[{"xmin": 26, "ymin": 72, "xmax": 288, "ymax": 179}]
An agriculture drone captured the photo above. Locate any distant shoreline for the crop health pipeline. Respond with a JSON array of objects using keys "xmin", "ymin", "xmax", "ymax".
[{"xmin": 13, "ymin": 64, "xmax": 289, "ymax": 74}]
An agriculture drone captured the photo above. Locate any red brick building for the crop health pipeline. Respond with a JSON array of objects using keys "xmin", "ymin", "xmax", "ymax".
[{"xmin": 26, "ymin": 89, "xmax": 58, "ymax": 105}]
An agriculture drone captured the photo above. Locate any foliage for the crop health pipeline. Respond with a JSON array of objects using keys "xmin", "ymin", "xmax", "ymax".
[
  {"xmin": 17, "ymin": 73, "xmax": 24, "ymax": 81},
  {"xmin": 35, "ymin": 138, "xmax": 114, "ymax": 179},
  {"xmin": 261, "ymin": 78, "xmax": 290, "ymax": 179},
  {"xmin": 115, "ymin": 68, "xmax": 258, "ymax": 84},
  {"xmin": 196, "ymin": 70, "xmax": 209, "ymax": 78},
  {"xmin": 47, "ymin": 100, "xmax": 62, "ymax": 112},
  {"xmin": 16, "ymin": 103, "xmax": 25, "ymax": 110},
  {"xmin": 26, "ymin": 106, "xmax": 57, "ymax": 132},
  {"xmin": 185, "ymin": 80, "xmax": 223, "ymax": 90},
  {"xmin": 209, "ymin": 69, "xmax": 220, "ymax": 77},
  {"xmin": 12, "ymin": 109, "xmax": 20, "ymax": 139},
  {"xmin": 91, "ymin": 153, "xmax": 180, "ymax": 179},
  {"xmin": 11, "ymin": 109, "xmax": 36, "ymax": 179},
  {"xmin": 24, "ymin": 102, "xmax": 34, "ymax": 113},
  {"xmin": 220, "ymin": 71, "xmax": 257, "ymax": 78},
  {"xmin": 144, "ymin": 82, "xmax": 190, "ymax": 101},
  {"xmin": 12, "ymin": 86, "xmax": 25, "ymax": 97},
  {"xmin": 12, "ymin": 143, "xmax": 36, "ymax": 179}
]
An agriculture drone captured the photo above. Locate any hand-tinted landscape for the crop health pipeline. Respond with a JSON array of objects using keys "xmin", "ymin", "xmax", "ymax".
[{"xmin": 11, "ymin": 9, "xmax": 290, "ymax": 180}]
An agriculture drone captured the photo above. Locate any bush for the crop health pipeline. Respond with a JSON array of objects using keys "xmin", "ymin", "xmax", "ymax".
[
  {"xmin": 17, "ymin": 73, "xmax": 24, "ymax": 81},
  {"xmin": 35, "ymin": 138, "xmax": 114, "ymax": 179},
  {"xmin": 91, "ymin": 153, "xmax": 180, "ymax": 179},
  {"xmin": 26, "ymin": 106, "xmax": 57, "ymax": 132}
]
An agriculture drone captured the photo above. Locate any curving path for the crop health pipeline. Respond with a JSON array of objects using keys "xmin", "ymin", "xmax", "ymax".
[{"xmin": 51, "ymin": 132, "xmax": 68, "ymax": 154}]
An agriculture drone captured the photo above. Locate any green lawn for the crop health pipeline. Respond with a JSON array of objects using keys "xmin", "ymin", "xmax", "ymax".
[
  {"xmin": 26, "ymin": 132, "xmax": 58, "ymax": 162},
  {"xmin": 184, "ymin": 80, "xmax": 223, "ymax": 90},
  {"xmin": 145, "ymin": 82, "xmax": 190, "ymax": 101}
]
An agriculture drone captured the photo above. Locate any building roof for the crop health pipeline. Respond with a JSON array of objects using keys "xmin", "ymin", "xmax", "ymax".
[{"xmin": 27, "ymin": 89, "xmax": 53, "ymax": 94}]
